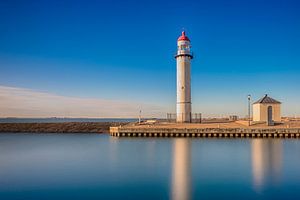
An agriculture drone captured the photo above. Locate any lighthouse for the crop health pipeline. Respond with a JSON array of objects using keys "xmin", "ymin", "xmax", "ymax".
[{"xmin": 175, "ymin": 31, "xmax": 193, "ymax": 123}]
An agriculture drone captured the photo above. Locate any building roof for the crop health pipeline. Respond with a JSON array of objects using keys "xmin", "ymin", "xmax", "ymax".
[
  {"xmin": 178, "ymin": 31, "xmax": 190, "ymax": 42},
  {"xmin": 253, "ymin": 94, "xmax": 281, "ymax": 104}
]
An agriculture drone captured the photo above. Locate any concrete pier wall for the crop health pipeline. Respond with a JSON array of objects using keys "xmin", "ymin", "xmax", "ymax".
[{"xmin": 110, "ymin": 127, "xmax": 300, "ymax": 139}]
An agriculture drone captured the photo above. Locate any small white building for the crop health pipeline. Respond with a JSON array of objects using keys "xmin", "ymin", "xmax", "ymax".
[{"xmin": 253, "ymin": 94, "xmax": 281, "ymax": 125}]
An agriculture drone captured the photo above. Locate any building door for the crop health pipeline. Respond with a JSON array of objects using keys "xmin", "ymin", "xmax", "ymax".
[{"xmin": 267, "ymin": 106, "xmax": 273, "ymax": 126}]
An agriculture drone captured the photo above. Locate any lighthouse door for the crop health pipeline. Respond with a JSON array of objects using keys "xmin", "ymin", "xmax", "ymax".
[{"xmin": 267, "ymin": 106, "xmax": 273, "ymax": 126}]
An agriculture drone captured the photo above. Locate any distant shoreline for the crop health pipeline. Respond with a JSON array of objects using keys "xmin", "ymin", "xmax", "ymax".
[
  {"xmin": 0, "ymin": 122, "xmax": 128, "ymax": 133},
  {"xmin": 0, "ymin": 118, "xmax": 138, "ymax": 123}
]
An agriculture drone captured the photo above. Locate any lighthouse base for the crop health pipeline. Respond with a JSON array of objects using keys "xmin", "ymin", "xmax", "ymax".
[
  {"xmin": 176, "ymin": 103, "xmax": 192, "ymax": 123},
  {"xmin": 176, "ymin": 114, "xmax": 191, "ymax": 123}
]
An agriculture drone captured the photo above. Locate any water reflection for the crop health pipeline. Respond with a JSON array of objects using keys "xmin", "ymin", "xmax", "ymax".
[
  {"xmin": 171, "ymin": 138, "xmax": 191, "ymax": 200},
  {"xmin": 251, "ymin": 139, "xmax": 282, "ymax": 190}
]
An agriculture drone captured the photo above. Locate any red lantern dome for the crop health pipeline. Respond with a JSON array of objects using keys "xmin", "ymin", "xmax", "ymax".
[{"xmin": 177, "ymin": 31, "xmax": 190, "ymax": 42}]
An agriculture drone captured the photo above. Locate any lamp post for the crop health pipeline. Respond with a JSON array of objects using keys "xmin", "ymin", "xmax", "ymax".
[
  {"xmin": 139, "ymin": 110, "xmax": 141, "ymax": 124},
  {"xmin": 247, "ymin": 95, "xmax": 251, "ymax": 126}
]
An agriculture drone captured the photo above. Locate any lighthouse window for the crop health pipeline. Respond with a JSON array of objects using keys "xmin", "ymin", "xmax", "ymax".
[{"xmin": 179, "ymin": 45, "xmax": 190, "ymax": 51}]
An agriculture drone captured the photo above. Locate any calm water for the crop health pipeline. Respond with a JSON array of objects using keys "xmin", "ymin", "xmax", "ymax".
[{"xmin": 0, "ymin": 134, "xmax": 300, "ymax": 200}]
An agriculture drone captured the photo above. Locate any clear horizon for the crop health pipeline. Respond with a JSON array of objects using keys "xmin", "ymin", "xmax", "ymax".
[{"xmin": 1, "ymin": 0, "xmax": 300, "ymax": 118}]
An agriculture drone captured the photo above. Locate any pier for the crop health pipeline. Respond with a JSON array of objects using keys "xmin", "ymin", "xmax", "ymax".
[{"xmin": 110, "ymin": 122, "xmax": 300, "ymax": 139}]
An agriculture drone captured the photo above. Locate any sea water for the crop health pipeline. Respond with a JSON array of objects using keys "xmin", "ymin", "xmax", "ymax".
[{"xmin": 0, "ymin": 133, "xmax": 300, "ymax": 200}]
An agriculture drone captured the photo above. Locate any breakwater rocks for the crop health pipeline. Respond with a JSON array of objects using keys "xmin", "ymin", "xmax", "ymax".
[{"xmin": 0, "ymin": 122, "xmax": 127, "ymax": 133}]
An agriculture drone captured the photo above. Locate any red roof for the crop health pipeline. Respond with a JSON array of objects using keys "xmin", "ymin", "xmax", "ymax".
[{"xmin": 177, "ymin": 31, "xmax": 190, "ymax": 42}]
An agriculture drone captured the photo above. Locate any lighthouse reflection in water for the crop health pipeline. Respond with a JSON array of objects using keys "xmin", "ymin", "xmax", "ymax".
[
  {"xmin": 171, "ymin": 138, "xmax": 191, "ymax": 200},
  {"xmin": 170, "ymin": 138, "xmax": 283, "ymax": 200}
]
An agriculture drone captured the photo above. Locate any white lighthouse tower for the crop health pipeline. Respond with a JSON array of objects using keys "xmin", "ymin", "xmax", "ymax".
[{"xmin": 175, "ymin": 31, "xmax": 193, "ymax": 123}]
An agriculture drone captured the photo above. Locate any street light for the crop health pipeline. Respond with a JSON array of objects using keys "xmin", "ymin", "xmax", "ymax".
[
  {"xmin": 139, "ymin": 110, "xmax": 142, "ymax": 124},
  {"xmin": 247, "ymin": 95, "xmax": 251, "ymax": 126}
]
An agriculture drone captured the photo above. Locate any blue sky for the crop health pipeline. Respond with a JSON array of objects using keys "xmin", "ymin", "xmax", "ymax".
[{"xmin": 0, "ymin": 0, "xmax": 300, "ymax": 117}]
